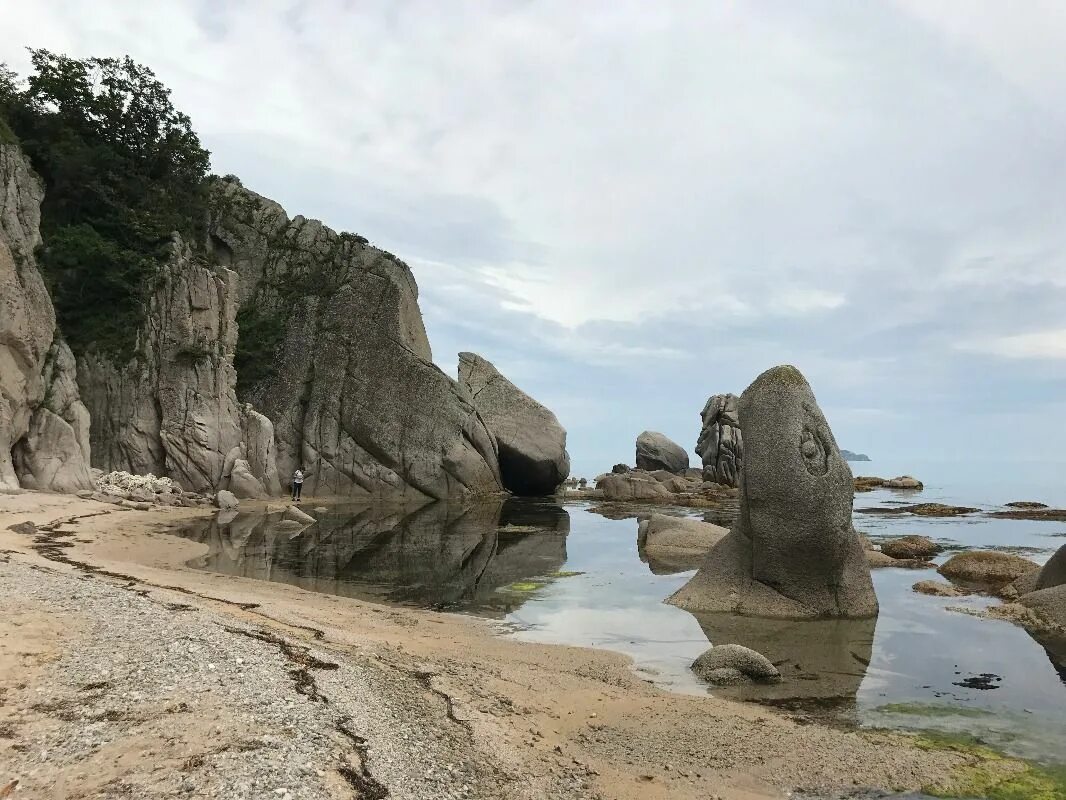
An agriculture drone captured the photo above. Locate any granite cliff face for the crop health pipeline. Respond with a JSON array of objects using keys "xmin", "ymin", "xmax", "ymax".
[
  {"xmin": 0, "ymin": 143, "xmax": 93, "ymax": 492},
  {"xmin": 205, "ymin": 180, "xmax": 503, "ymax": 501},
  {"xmin": 72, "ymin": 178, "xmax": 504, "ymax": 500},
  {"xmin": 5, "ymin": 147, "xmax": 505, "ymax": 500}
]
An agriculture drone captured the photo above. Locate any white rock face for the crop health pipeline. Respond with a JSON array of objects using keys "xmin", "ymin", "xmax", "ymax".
[{"xmin": 0, "ymin": 143, "xmax": 92, "ymax": 492}]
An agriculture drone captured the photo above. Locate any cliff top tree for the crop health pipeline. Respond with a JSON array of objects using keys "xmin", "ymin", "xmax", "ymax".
[{"xmin": 0, "ymin": 50, "xmax": 210, "ymax": 358}]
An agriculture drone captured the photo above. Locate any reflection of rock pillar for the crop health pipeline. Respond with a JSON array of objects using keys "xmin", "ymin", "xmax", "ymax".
[{"xmin": 690, "ymin": 612, "xmax": 877, "ymax": 709}]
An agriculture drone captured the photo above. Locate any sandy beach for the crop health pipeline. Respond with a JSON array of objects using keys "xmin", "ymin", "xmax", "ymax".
[{"xmin": 0, "ymin": 492, "xmax": 1012, "ymax": 799}]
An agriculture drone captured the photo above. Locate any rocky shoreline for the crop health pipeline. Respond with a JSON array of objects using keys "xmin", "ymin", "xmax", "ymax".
[{"xmin": 1, "ymin": 491, "xmax": 1018, "ymax": 800}]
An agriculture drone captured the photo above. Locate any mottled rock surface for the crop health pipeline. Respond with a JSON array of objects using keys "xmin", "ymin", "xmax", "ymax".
[
  {"xmin": 76, "ymin": 179, "xmax": 503, "ymax": 501},
  {"xmin": 695, "ymin": 393, "xmax": 742, "ymax": 487},
  {"xmin": 938, "ymin": 551, "xmax": 1039, "ymax": 587},
  {"xmin": 637, "ymin": 514, "xmax": 728, "ymax": 573},
  {"xmin": 691, "ymin": 644, "xmax": 780, "ymax": 684},
  {"xmin": 457, "ymin": 352, "xmax": 569, "ymax": 496},
  {"xmin": 596, "ymin": 472, "xmax": 671, "ymax": 501},
  {"xmin": 207, "ymin": 181, "xmax": 502, "ymax": 501},
  {"xmin": 635, "ymin": 430, "xmax": 688, "ymax": 473},
  {"xmin": 880, "ymin": 536, "xmax": 941, "ymax": 561},
  {"xmin": 669, "ymin": 365, "xmax": 877, "ymax": 618},
  {"xmin": 0, "ymin": 143, "xmax": 93, "ymax": 492},
  {"xmin": 78, "ymin": 235, "xmax": 244, "ymax": 493}
]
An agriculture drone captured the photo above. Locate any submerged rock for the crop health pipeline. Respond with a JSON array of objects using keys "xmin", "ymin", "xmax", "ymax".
[
  {"xmin": 913, "ymin": 580, "xmax": 968, "ymax": 597},
  {"xmin": 457, "ymin": 352, "xmax": 569, "ymax": 496},
  {"xmin": 669, "ymin": 365, "xmax": 877, "ymax": 618},
  {"xmin": 635, "ymin": 431, "xmax": 688, "ymax": 474},
  {"xmin": 695, "ymin": 393, "xmax": 742, "ymax": 487},
  {"xmin": 691, "ymin": 643, "xmax": 780, "ymax": 684}
]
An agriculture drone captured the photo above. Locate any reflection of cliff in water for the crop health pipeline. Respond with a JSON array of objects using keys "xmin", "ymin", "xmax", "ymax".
[
  {"xmin": 689, "ymin": 612, "xmax": 877, "ymax": 720},
  {"xmin": 174, "ymin": 499, "xmax": 569, "ymax": 614}
]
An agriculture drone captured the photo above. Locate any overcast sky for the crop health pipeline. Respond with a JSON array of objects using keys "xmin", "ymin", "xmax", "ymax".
[{"xmin": 4, "ymin": 1, "xmax": 1065, "ymax": 480}]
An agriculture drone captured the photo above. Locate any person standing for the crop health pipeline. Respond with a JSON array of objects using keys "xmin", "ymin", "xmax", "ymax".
[{"xmin": 291, "ymin": 467, "xmax": 305, "ymax": 502}]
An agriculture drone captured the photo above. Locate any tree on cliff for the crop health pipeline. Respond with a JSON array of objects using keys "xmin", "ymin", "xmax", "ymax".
[{"xmin": 0, "ymin": 50, "xmax": 211, "ymax": 359}]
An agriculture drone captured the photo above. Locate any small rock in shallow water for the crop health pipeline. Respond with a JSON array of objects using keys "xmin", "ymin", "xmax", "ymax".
[{"xmin": 913, "ymin": 580, "xmax": 966, "ymax": 597}]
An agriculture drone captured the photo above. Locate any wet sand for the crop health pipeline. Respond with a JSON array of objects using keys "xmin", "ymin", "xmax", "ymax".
[{"xmin": 0, "ymin": 491, "xmax": 1007, "ymax": 799}]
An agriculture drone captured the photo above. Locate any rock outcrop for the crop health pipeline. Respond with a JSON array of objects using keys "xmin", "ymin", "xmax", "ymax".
[
  {"xmin": 635, "ymin": 430, "xmax": 688, "ymax": 473},
  {"xmin": 75, "ymin": 178, "xmax": 503, "ymax": 501},
  {"xmin": 457, "ymin": 352, "xmax": 569, "ymax": 496},
  {"xmin": 205, "ymin": 180, "xmax": 502, "ymax": 501},
  {"xmin": 1, "ymin": 142, "xmax": 93, "ymax": 492},
  {"xmin": 669, "ymin": 365, "xmax": 877, "ymax": 618},
  {"xmin": 78, "ymin": 235, "xmax": 244, "ymax": 493},
  {"xmin": 695, "ymin": 393, "xmax": 742, "ymax": 487}
]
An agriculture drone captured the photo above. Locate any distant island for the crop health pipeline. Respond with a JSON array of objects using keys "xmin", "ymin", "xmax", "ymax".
[{"xmin": 841, "ymin": 450, "xmax": 871, "ymax": 462}]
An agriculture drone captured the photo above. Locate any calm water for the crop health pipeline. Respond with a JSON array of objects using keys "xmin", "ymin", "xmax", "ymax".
[{"xmin": 170, "ymin": 460, "xmax": 1066, "ymax": 766}]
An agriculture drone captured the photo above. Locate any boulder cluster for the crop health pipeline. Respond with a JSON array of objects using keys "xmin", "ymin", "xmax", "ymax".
[{"xmin": 85, "ymin": 470, "xmax": 215, "ymax": 510}]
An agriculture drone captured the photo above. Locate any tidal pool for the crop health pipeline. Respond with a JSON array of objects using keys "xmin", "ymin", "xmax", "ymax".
[{"xmin": 170, "ymin": 486, "xmax": 1066, "ymax": 767}]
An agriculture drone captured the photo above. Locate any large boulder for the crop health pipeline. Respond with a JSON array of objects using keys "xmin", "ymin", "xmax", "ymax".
[
  {"xmin": 457, "ymin": 352, "xmax": 569, "ymax": 496},
  {"xmin": 938, "ymin": 551, "xmax": 1039, "ymax": 588},
  {"xmin": 0, "ymin": 142, "xmax": 93, "ymax": 492},
  {"xmin": 695, "ymin": 393, "xmax": 742, "ymax": 487},
  {"xmin": 668, "ymin": 365, "xmax": 877, "ymax": 618},
  {"xmin": 635, "ymin": 431, "xmax": 688, "ymax": 473}
]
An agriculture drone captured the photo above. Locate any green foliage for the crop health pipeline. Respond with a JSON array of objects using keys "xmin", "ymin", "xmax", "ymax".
[
  {"xmin": 0, "ymin": 50, "xmax": 210, "ymax": 360},
  {"xmin": 234, "ymin": 304, "xmax": 286, "ymax": 401}
]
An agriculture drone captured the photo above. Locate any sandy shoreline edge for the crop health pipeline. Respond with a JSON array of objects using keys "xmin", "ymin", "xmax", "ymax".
[{"xmin": 0, "ymin": 491, "xmax": 1006, "ymax": 799}]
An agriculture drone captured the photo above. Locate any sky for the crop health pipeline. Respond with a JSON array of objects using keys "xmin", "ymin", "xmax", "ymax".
[{"xmin": 4, "ymin": 1, "xmax": 1065, "ymax": 480}]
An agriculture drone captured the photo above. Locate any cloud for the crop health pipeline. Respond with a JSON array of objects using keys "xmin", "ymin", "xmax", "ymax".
[
  {"xmin": 3, "ymin": 1, "xmax": 1065, "ymax": 472},
  {"xmin": 958, "ymin": 329, "xmax": 1066, "ymax": 360}
]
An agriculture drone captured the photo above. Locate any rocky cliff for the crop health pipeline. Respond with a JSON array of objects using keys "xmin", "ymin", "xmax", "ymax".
[
  {"xmin": 1, "ymin": 143, "xmax": 93, "ymax": 492},
  {"xmin": 75, "ymin": 178, "xmax": 503, "ymax": 500}
]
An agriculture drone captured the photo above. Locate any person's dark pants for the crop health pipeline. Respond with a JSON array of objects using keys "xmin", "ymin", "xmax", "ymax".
[{"xmin": 292, "ymin": 482, "xmax": 302, "ymax": 501}]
